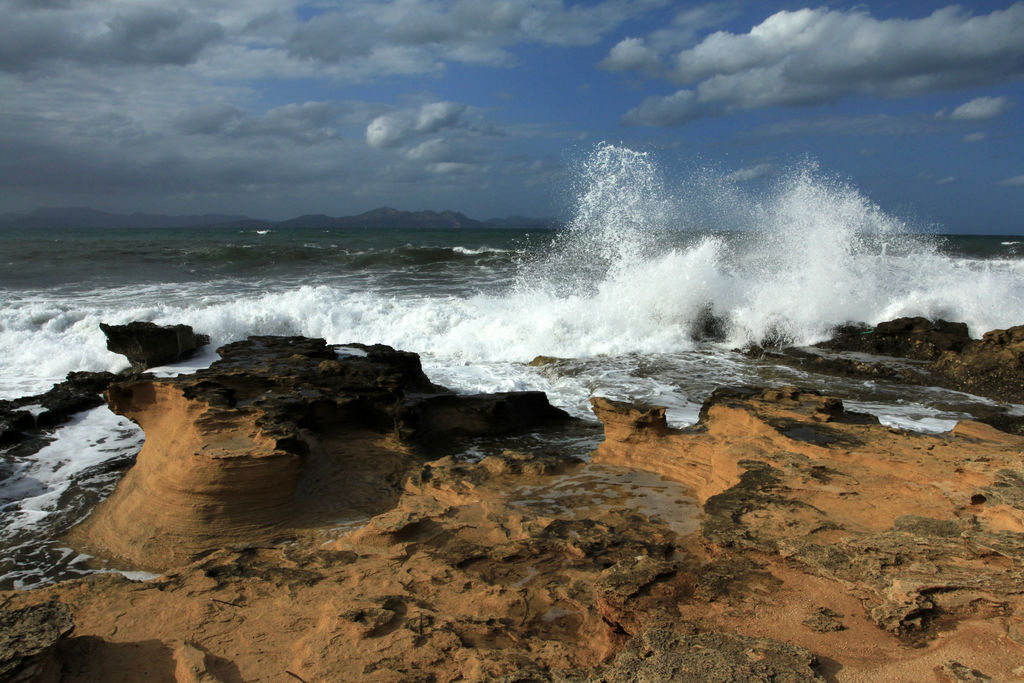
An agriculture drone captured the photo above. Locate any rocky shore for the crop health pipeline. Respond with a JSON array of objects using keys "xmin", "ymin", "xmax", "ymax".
[{"xmin": 3, "ymin": 321, "xmax": 1024, "ymax": 681}]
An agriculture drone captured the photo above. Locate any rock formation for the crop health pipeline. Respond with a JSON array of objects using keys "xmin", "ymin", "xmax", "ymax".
[
  {"xmin": 0, "ymin": 601, "xmax": 73, "ymax": 683},
  {"xmin": 816, "ymin": 316, "xmax": 971, "ymax": 360},
  {"xmin": 100, "ymin": 321, "xmax": 210, "ymax": 372},
  {"xmin": 750, "ymin": 318, "xmax": 1024, "ymax": 409},
  {"xmin": 67, "ymin": 336, "xmax": 572, "ymax": 571},
  {"xmin": 933, "ymin": 324, "xmax": 1024, "ymax": 403},
  {"xmin": 592, "ymin": 387, "xmax": 1024, "ymax": 653},
  {"xmin": 4, "ymin": 336, "xmax": 1024, "ymax": 681},
  {"xmin": 0, "ymin": 371, "xmax": 120, "ymax": 447}
]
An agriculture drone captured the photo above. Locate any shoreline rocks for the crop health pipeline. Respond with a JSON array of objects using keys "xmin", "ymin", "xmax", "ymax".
[
  {"xmin": 0, "ymin": 371, "xmax": 122, "ymax": 447},
  {"xmin": 591, "ymin": 386, "xmax": 1024, "ymax": 646},
  {"xmin": 748, "ymin": 317, "xmax": 1024, "ymax": 408},
  {"xmin": 99, "ymin": 321, "xmax": 209, "ymax": 372},
  {"xmin": 4, "ymin": 332, "xmax": 1024, "ymax": 680},
  {"xmin": 67, "ymin": 335, "xmax": 574, "ymax": 571}
]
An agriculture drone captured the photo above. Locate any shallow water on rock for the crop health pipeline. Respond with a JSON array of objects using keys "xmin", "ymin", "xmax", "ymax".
[{"xmin": 509, "ymin": 464, "xmax": 701, "ymax": 539}]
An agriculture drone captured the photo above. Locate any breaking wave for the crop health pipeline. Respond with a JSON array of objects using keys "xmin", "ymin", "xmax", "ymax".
[{"xmin": 1, "ymin": 142, "xmax": 1023, "ymax": 399}]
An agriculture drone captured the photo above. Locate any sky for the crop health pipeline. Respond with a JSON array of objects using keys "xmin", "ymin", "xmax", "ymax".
[{"xmin": 1, "ymin": 0, "xmax": 1023, "ymax": 233}]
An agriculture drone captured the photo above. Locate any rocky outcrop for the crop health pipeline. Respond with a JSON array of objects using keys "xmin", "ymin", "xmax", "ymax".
[
  {"xmin": 933, "ymin": 324, "xmax": 1024, "ymax": 403},
  {"xmin": 816, "ymin": 316, "xmax": 971, "ymax": 360},
  {"xmin": 67, "ymin": 336, "xmax": 573, "ymax": 571},
  {"xmin": 592, "ymin": 386, "xmax": 1024, "ymax": 647},
  {"xmin": 8, "ymin": 331, "xmax": 1024, "ymax": 681},
  {"xmin": 750, "ymin": 318, "xmax": 1024, "ymax": 407},
  {"xmin": 0, "ymin": 602, "xmax": 74, "ymax": 683},
  {"xmin": 0, "ymin": 371, "xmax": 120, "ymax": 447},
  {"xmin": 6, "ymin": 380, "xmax": 1024, "ymax": 679},
  {"xmin": 100, "ymin": 321, "xmax": 209, "ymax": 371}
]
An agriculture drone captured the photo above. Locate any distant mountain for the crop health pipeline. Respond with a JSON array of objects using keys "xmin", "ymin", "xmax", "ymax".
[
  {"xmin": 0, "ymin": 206, "xmax": 555, "ymax": 230},
  {"xmin": 273, "ymin": 208, "xmax": 487, "ymax": 229}
]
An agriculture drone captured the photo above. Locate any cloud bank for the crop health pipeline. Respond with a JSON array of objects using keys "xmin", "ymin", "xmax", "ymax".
[{"xmin": 616, "ymin": 4, "xmax": 1024, "ymax": 125}]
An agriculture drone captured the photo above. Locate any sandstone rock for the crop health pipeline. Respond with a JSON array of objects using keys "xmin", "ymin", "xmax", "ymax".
[
  {"xmin": 569, "ymin": 629, "xmax": 823, "ymax": 682},
  {"xmin": 0, "ymin": 601, "xmax": 74, "ymax": 683},
  {"xmin": 173, "ymin": 641, "xmax": 224, "ymax": 683},
  {"xmin": 19, "ymin": 451, "xmax": 698, "ymax": 681},
  {"xmin": 9, "ymin": 394, "xmax": 1024, "ymax": 680},
  {"xmin": 591, "ymin": 385, "xmax": 1024, "ymax": 642},
  {"xmin": 100, "ymin": 321, "xmax": 210, "ymax": 371},
  {"xmin": 67, "ymin": 336, "xmax": 574, "ymax": 571}
]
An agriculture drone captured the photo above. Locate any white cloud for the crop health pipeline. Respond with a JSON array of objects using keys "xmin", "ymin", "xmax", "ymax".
[
  {"xmin": 366, "ymin": 101, "xmax": 471, "ymax": 148},
  {"xmin": 415, "ymin": 102, "xmax": 467, "ymax": 133},
  {"xmin": 286, "ymin": 0, "xmax": 671, "ymax": 75},
  {"xmin": 999, "ymin": 174, "xmax": 1024, "ymax": 186},
  {"xmin": 962, "ymin": 131, "xmax": 987, "ymax": 143},
  {"xmin": 622, "ymin": 4, "xmax": 1024, "ymax": 126},
  {"xmin": 936, "ymin": 176, "xmax": 957, "ymax": 185},
  {"xmin": 427, "ymin": 162, "xmax": 476, "ymax": 175},
  {"xmin": 599, "ymin": 37, "xmax": 660, "ymax": 73},
  {"xmin": 725, "ymin": 163, "xmax": 773, "ymax": 182},
  {"xmin": 622, "ymin": 89, "xmax": 700, "ymax": 126},
  {"xmin": 947, "ymin": 96, "xmax": 1013, "ymax": 120}
]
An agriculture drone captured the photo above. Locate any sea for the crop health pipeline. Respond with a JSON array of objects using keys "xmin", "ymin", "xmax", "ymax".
[{"xmin": 2, "ymin": 143, "xmax": 1023, "ymax": 589}]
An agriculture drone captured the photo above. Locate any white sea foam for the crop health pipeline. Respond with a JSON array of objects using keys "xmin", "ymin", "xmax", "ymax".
[
  {"xmin": 452, "ymin": 246, "xmax": 510, "ymax": 255},
  {"xmin": 1, "ymin": 144, "xmax": 1022, "ymax": 424},
  {"xmin": 0, "ymin": 406, "xmax": 144, "ymax": 535}
]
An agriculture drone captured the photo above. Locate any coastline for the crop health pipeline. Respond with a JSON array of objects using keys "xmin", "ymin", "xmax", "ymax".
[{"xmin": 3, "ymin": 319, "xmax": 1024, "ymax": 681}]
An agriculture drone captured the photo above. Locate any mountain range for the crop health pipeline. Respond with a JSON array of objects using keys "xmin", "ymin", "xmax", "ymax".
[{"xmin": 0, "ymin": 207, "xmax": 555, "ymax": 230}]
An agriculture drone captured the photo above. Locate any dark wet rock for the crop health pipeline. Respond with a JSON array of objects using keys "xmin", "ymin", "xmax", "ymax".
[
  {"xmin": 569, "ymin": 629, "xmax": 823, "ymax": 682},
  {"xmin": 0, "ymin": 409, "xmax": 34, "ymax": 446},
  {"xmin": 932, "ymin": 324, "xmax": 1024, "ymax": 404},
  {"xmin": 528, "ymin": 355, "xmax": 569, "ymax": 367},
  {"xmin": 689, "ymin": 304, "xmax": 728, "ymax": 342},
  {"xmin": 748, "ymin": 318, "xmax": 1024, "ymax": 407},
  {"xmin": 817, "ymin": 317, "xmax": 971, "ymax": 361},
  {"xmin": 33, "ymin": 371, "xmax": 120, "ymax": 429},
  {"xmin": 0, "ymin": 601, "xmax": 74, "ymax": 683},
  {"xmin": 743, "ymin": 345, "xmax": 926, "ymax": 385},
  {"xmin": 99, "ymin": 321, "xmax": 210, "ymax": 372},
  {"xmin": 0, "ymin": 371, "xmax": 121, "ymax": 447},
  {"xmin": 401, "ymin": 391, "xmax": 571, "ymax": 444},
  {"xmin": 803, "ymin": 607, "xmax": 846, "ymax": 633}
]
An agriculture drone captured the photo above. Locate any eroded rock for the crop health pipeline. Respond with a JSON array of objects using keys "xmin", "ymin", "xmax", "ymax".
[
  {"xmin": 591, "ymin": 386, "xmax": 1024, "ymax": 642},
  {"xmin": 816, "ymin": 317, "xmax": 970, "ymax": 360},
  {"xmin": 100, "ymin": 321, "xmax": 210, "ymax": 372},
  {"xmin": 0, "ymin": 371, "xmax": 120, "ymax": 446},
  {"xmin": 68, "ymin": 336, "xmax": 573, "ymax": 571},
  {"xmin": 0, "ymin": 601, "xmax": 74, "ymax": 683},
  {"xmin": 569, "ymin": 629, "xmax": 823, "ymax": 682},
  {"xmin": 933, "ymin": 324, "xmax": 1024, "ymax": 403}
]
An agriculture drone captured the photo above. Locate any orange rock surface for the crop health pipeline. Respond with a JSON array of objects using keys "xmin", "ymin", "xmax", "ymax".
[{"xmin": 5, "ymin": 339, "xmax": 1024, "ymax": 681}]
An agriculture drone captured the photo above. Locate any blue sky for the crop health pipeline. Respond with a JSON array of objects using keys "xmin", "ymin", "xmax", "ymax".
[{"xmin": 1, "ymin": 0, "xmax": 1022, "ymax": 233}]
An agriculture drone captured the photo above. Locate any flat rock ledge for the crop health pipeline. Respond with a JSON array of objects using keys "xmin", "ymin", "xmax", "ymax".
[
  {"xmin": 592, "ymin": 387, "xmax": 1024, "ymax": 653},
  {"xmin": 750, "ymin": 317, "xmax": 1024, "ymax": 407}
]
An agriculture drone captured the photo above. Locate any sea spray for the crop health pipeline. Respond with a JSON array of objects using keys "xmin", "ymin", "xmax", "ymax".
[{"xmin": 1, "ymin": 144, "xmax": 1023, "ymax": 401}]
